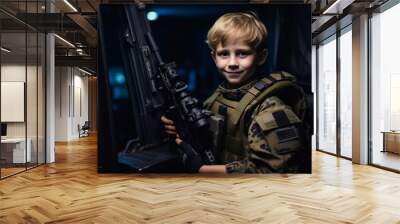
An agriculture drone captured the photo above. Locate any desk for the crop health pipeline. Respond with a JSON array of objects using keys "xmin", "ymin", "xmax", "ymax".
[
  {"xmin": 1, "ymin": 138, "xmax": 31, "ymax": 163},
  {"xmin": 382, "ymin": 131, "xmax": 400, "ymax": 154}
]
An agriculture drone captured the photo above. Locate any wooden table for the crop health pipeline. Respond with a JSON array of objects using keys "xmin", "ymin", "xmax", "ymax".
[
  {"xmin": 1, "ymin": 138, "xmax": 32, "ymax": 163},
  {"xmin": 381, "ymin": 131, "xmax": 400, "ymax": 154}
]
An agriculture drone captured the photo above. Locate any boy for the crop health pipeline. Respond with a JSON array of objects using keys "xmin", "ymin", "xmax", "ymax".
[{"xmin": 162, "ymin": 12, "xmax": 307, "ymax": 173}]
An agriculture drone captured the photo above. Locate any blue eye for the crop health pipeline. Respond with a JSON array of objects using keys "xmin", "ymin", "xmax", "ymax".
[
  {"xmin": 238, "ymin": 49, "xmax": 253, "ymax": 56},
  {"xmin": 217, "ymin": 51, "xmax": 229, "ymax": 57},
  {"xmin": 237, "ymin": 52, "xmax": 249, "ymax": 58}
]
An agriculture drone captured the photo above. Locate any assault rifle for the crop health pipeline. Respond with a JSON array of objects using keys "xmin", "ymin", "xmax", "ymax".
[{"xmin": 116, "ymin": 3, "xmax": 217, "ymax": 172}]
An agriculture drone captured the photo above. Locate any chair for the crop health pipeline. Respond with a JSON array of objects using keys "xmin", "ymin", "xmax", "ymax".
[{"xmin": 79, "ymin": 121, "xmax": 90, "ymax": 138}]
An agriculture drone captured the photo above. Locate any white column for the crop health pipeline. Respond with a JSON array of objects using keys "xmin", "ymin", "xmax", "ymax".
[
  {"xmin": 55, "ymin": 67, "xmax": 73, "ymax": 141},
  {"xmin": 46, "ymin": 1, "xmax": 55, "ymax": 163},
  {"xmin": 352, "ymin": 14, "xmax": 369, "ymax": 164}
]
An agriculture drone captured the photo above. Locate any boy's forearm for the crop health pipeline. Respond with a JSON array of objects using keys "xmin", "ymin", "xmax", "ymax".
[{"xmin": 199, "ymin": 165, "xmax": 226, "ymax": 173}]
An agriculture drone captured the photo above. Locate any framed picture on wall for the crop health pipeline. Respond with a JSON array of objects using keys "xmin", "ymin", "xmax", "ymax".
[{"xmin": 97, "ymin": 3, "xmax": 312, "ymax": 174}]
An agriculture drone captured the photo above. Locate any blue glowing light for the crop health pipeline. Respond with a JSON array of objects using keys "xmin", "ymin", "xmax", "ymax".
[
  {"xmin": 147, "ymin": 11, "xmax": 158, "ymax": 21},
  {"xmin": 115, "ymin": 73, "xmax": 125, "ymax": 85},
  {"xmin": 108, "ymin": 67, "xmax": 129, "ymax": 100},
  {"xmin": 109, "ymin": 68, "xmax": 126, "ymax": 85}
]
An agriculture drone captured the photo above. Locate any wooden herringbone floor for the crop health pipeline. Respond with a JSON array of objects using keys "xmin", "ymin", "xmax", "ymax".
[{"xmin": 1, "ymin": 134, "xmax": 400, "ymax": 224}]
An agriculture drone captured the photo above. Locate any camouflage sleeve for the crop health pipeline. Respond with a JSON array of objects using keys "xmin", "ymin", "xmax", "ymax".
[{"xmin": 225, "ymin": 96, "xmax": 304, "ymax": 173}]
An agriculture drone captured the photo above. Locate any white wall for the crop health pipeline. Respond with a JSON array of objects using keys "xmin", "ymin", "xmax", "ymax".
[
  {"xmin": 55, "ymin": 67, "xmax": 89, "ymax": 141},
  {"xmin": 1, "ymin": 65, "xmax": 27, "ymax": 141},
  {"xmin": 1, "ymin": 63, "xmax": 45, "ymax": 164},
  {"xmin": 55, "ymin": 67, "xmax": 69, "ymax": 141},
  {"xmin": 1, "ymin": 65, "xmax": 38, "ymax": 137}
]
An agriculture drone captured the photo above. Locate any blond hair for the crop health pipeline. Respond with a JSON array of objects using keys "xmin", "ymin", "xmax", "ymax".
[{"xmin": 206, "ymin": 12, "xmax": 267, "ymax": 53}]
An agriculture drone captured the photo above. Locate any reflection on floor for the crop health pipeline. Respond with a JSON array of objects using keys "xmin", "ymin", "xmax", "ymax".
[
  {"xmin": 0, "ymin": 168, "xmax": 25, "ymax": 178},
  {"xmin": 373, "ymin": 150, "xmax": 400, "ymax": 171},
  {"xmin": 1, "ymin": 135, "xmax": 400, "ymax": 223},
  {"xmin": 0, "ymin": 163, "xmax": 41, "ymax": 178}
]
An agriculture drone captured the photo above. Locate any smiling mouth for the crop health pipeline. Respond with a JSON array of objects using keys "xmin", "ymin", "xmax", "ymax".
[{"xmin": 225, "ymin": 71, "xmax": 243, "ymax": 75}]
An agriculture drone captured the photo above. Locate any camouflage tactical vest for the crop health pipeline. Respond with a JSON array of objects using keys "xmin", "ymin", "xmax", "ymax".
[{"xmin": 203, "ymin": 71, "xmax": 306, "ymax": 163}]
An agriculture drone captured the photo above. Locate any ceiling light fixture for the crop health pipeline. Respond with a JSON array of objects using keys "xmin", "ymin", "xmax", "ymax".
[
  {"xmin": 78, "ymin": 67, "xmax": 92, "ymax": 76},
  {"xmin": 1, "ymin": 47, "xmax": 11, "ymax": 53},
  {"xmin": 63, "ymin": 0, "xmax": 78, "ymax": 12},
  {"xmin": 322, "ymin": 0, "xmax": 344, "ymax": 15},
  {"xmin": 54, "ymin": 34, "xmax": 75, "ymax": 48},
  {"xmin": 322, "ymin": 0, "xmax": 356, "ymax": 15}
]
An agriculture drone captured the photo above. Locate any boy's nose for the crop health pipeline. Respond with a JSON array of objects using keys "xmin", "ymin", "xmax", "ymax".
[{"xmin": 228, "ymin": 57, "xmax": 239, "ymax": 69}]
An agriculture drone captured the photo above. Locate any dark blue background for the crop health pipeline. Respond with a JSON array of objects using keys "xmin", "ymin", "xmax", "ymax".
[{"xmin": 146, "ymin": 4, "xmax": 311, "ymax": 100}]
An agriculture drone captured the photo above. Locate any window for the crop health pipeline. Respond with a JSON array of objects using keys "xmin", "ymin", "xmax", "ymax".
[
  {"xmin": 317, "ymin": 36, "xmax": 337, "ymax": 154},
  {"xmin": 370, "ymin": 2, "xmax": 400, "ymax": 171},
  {"xmin": 339, "ymin": 28, "xmax": 352, "ymax": 158}
]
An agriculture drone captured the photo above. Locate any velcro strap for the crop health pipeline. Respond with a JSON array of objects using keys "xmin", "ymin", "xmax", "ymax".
[
  {"xmin": 270, "ymin": 72, "xmax": 282, "ymax": 80},
  {"xmin": 255, "ymin": 107, "xmax": 301, "ymax": 132},
  {"xmin": 280, "ymin": 71, "xmax": 296, "ymax": 80},
  {"xmin": 273, "ymin": 111, "xmax": 290, "ymax": 127},
  {"xmin": 254, "ymin": 81, "xmax": 269, "ymax": 91},
  {"xmin": 270, "ymin": 71, "xmax": 296, "ymax": 82},
  {"xmin": 248, "ymin": 77, "xmax": 273, "ymax": 96},
  {"xmin": 275, "ymin": 126, "xmax": 299, "ymax": 143}
]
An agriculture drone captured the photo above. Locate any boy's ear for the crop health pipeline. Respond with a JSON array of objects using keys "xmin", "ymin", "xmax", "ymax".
[{"xmin": 257, "ymin": 49, "xmax": 268, "ymax": 65}]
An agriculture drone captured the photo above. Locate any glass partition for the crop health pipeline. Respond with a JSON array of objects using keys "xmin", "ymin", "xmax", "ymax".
[
  {"xmin": 371, "ymin": 3, "xmax": 400, "ymax": 171},
  {"xmin": 26, "ymin": 0, "xmax": 40, "ymax": 170},
  {"xmin": 317, "ymin": 36, "xmax": 337, "ymax": 154},
  {"xmin": 0, "ymin": 1, "xmax": 46, "ymax": 179},
  {"xmin": 27, "ymin": 31, "xmax": 38, "ymax": 169},
  {"xmin": 1, "ymin": 31, "xmax": 28, "ymax": 177},
  {"xmin": 38, "ymin": 32, "xmax": 45, "ymax": 165},
  {"xmin": 339, "ymin": 28, "xmax": 352, "ymax": 158}
]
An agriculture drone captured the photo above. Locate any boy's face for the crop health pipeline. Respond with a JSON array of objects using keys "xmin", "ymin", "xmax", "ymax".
[{"xmin": 212, "ymin": 38, "xmax": 267, "ymax": 85}]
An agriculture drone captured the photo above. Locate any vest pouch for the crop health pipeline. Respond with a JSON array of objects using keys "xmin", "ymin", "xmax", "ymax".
[{"xmin": 207, "ymin": 113, "xmax": 226, "ymax": 163}]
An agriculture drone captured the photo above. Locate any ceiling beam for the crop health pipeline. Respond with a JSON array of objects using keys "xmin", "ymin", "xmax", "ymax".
[
  {"xmin": 55, "ymin": 55, "xmax": 96, "ymax": 70},
  {"xmin": 52, "ymin": 1, "xmax": 98, "ymax": 47}
]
